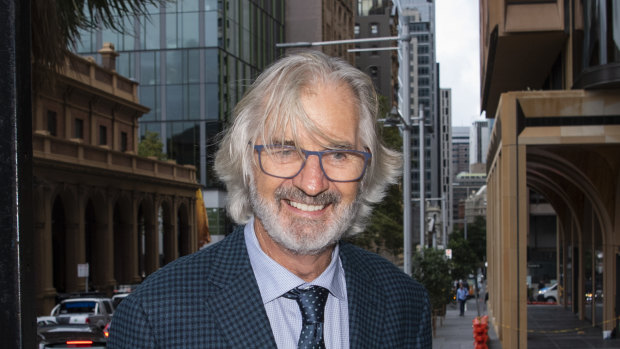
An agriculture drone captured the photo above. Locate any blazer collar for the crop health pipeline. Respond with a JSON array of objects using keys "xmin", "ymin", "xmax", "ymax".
[
  {"xmin": 202, "ymin": 227, "xmax": 384, "ymax": 348},
  {"xmin": 203, "ymin": 226, "xmax": 278, "ymax": 348},
  {"xmin": 339, "ymin": 241, "xmax": 385, "ymax": 348}
]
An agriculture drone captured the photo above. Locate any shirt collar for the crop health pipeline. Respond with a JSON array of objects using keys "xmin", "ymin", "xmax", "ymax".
[{"xmin": 244, "ymin": 217, "xmax": 347, "ymax": 304}]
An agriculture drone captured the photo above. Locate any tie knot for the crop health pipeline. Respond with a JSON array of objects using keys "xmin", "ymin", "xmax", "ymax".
[{"xmin": 284, "ymin": 286, "xmax": 330, "ymax": 324}]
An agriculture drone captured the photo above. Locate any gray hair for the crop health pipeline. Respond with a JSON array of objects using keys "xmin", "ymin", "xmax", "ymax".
[{"xmin": 214, "ymin": 50, "xmax": 401, "ymax": 235}]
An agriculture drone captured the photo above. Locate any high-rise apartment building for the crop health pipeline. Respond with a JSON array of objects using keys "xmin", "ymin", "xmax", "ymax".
[
  {"xmin": 398, "ymin": 0, "xmax": 444, "ymax": 248},
  {"xmin": 285, "ymin": 0, "xmax": 355, "ymax": 62},
  {"xmin": 76, "ymin": 0, "xmax": 285, "ymax": 234},
  {"xmin": 439, "ymin": 88, "xmax": 453, "ymax": 242},
  {"xmin": 451, "ymin": 126, "xmax": 469, "ymax": 228},
  {"xmin": 451, "ymin": 126, "xmax": 470, "ymax": 177},
  {"xmin": 354, "ymin": 0, "xmax": 397, "ymax": 105}
]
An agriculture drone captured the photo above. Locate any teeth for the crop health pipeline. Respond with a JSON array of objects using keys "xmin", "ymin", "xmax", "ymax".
[{"xmin": 289, "ymin": 201, "xmax": 325, "ymax": 212}]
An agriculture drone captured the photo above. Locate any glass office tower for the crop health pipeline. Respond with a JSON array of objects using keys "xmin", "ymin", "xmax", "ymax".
[{"xmin": 76, "ymin": 0, "xmax": 285, "ymax": 234}]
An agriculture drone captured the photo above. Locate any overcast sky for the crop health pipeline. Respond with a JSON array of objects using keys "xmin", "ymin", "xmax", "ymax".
[{"xmin": 435, "ymin": 0, "xmax": 482, "ymax": 127}]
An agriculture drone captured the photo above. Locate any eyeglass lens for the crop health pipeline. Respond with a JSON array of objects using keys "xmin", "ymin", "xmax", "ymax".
[{"xmin": 258, "ymin": 145, "xmax": 367, "ymax": 182}]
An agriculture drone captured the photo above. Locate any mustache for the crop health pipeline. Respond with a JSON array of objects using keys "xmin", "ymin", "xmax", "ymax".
[{"xmin": 274, "ymin": 186, "xmax": 341, "ymax": 205}]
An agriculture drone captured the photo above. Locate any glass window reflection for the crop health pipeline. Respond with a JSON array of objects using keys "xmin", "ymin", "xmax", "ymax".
[
  {"xmin": 182, "ymin": 12, "xmax": 200, "ymax": 47},
  {"xmin": 166, "ymin": 51, "xmax": 182, "ymax": 84},
  {"xmin": 166, "ymin": 85, "xmax": 183, "ymax": 120}
]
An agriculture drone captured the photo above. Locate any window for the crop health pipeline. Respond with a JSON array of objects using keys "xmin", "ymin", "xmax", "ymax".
[
  {"xmin": 47, "ymin": 111, "xmax": 57, "ymax": 136},
  {"xmin": 74, "ymin": 119, "xmax": 84, "ymax": 139},
  {"xmin": 354, "ymin": 24, "xmax": 360, "ymax": 36},
  {"xmin": 370, "ymin": 23, "xmax": 379, "ymax": 35},
  {"xmin": 121, "ymin": 132, "xmax": 128, "ymax": 152},
  {"xmin": 99, "ymin": 125, "xmax": 107, "ymax": 145}
]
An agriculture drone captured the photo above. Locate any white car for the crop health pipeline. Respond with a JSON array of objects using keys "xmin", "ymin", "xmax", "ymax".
[
  {"xmin": 50, "ymin": 297, "xmax": 114, "ymax": 329},
  {"xmin": 537, "ymin": 283, "xmax": 558, "ymax": 302},
  {"xmin": 37, "ymin": 316, "xmax": 58, "ymax": 327}
]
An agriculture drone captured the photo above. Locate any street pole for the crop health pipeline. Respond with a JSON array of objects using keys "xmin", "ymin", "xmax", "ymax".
[
  {"xmin": 275, "ymin": 22, "xmax": 419, "ymax": 275},
  {"xmin": 398, "ymin": 24, "xmax": 412, "ymax": 276},
  {"xmin": 418, "ymin": 105, "xmax": 425, "ymax": 251}
]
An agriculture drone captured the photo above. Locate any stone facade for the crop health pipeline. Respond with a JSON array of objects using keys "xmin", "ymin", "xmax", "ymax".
[
  {"xmin": 481, "ymin": 1, "xmax": 620, "ymax": 346},
  {"xmin": 33, "ymin": 47, "xmax": 199, "ymax": 315}
]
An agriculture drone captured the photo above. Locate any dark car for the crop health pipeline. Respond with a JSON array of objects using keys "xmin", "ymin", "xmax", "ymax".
[{"xmin": 37, "ymin": 323, "xmax": 107, "ymax": 348}]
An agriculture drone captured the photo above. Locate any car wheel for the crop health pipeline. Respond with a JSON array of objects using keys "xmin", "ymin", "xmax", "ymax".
[{"xmin": 546, "ymin": 296, "xmax": 556, "ymax": 303}]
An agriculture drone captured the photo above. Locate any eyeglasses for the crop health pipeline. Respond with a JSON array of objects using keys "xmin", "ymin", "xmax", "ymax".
[{"xmin": 254, "ymin": 144, "xmax": 371, "ymax": 182}]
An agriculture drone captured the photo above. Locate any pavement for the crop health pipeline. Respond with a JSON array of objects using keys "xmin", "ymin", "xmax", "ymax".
[
  {"xmin": 432, "ymin": 300, "xmax": 620, "ymax": 348},
  {"xmin": 527, "ymin": 304, "xmax": 620, "ymax": 348},
  {"xmin": 432, "ymin": 298, "xmax": 501, "ymax": 349}
]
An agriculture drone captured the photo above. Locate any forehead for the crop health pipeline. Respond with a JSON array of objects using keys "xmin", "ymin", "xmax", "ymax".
[{"xmin": 262, "ymin": 81, "xmax": 360, "ymax": 147}]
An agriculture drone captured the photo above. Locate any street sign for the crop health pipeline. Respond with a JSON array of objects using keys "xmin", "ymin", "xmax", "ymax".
[
  {"xmin": 77, "ymin": 263, "xmax": 89, "ymax": 278},
  {"xmin": 445, "ymin": 249, "xmax": 452, "ymax": 259}
]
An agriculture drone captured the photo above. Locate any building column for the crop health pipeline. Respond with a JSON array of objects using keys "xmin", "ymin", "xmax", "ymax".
[
  {"xmin": 99, "ymin": 197, "xmax": 116, "ymax": 295},
  {"xmin": 34, "ymin": 182, "xmax": 56, "ymax": 314},
  {"xmin": 65, "ymin": 221, "xmax": 82, "ymax": 293},
  {"xmin": 188, "ymin": 198, "xmax": 196, "ymax": 253}
]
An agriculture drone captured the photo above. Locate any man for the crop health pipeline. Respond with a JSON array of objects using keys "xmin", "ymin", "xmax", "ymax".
[
  {"xmin": 109, "ymin": 51, "xmax": 431, "ymax": 348},
  {"xmin": 457, "ymin": 282, "xmax": 468, "ymax": 316}
]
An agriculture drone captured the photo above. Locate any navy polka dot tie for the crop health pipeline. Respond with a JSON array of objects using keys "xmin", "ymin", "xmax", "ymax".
[{"xmin": 283, "ymin": 286, "xmax": 330, "ymax": 349}]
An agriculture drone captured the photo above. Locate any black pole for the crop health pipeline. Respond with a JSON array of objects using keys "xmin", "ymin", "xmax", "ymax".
[{"xmin": 0, "ymin": 0, "xmax": 35, "ymax": 347}]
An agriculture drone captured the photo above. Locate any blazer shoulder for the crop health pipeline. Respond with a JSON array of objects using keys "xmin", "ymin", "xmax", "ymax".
[
  {"xmin": 134, "ymin": 226, "xmax": 247, "ymax": 294},
  {"xmin": 339, "ymin": 241, "xmax": 427, "ymax": 294}
]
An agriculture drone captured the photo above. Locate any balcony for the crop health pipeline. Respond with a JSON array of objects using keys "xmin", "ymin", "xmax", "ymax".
[
  {"xmin": 33, "ymin": 131, "xmax": 197, "ymax": 185},
  {"xmin": 480, "ymin": 0, "xmax": 568, "ymax": 116}
]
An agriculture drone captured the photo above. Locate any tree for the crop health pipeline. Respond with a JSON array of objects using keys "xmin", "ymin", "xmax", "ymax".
[
  {"xmin": 138, "ymin": 131, "xmax": 167, "ymax": 161},
  {"xmin": 412, "ymin": 247, "xmax": 453, "ymax": 337},
  {"xmin": 349, "ymin": 95, "xmax": 403, "ymax": 258},
  {"xmin": 448, "ymin": 216, "xmax": 486, "ymax": 281},
  {"xmin": 31, "ymin": 0, "xmax": 163, "ymax": 88}
]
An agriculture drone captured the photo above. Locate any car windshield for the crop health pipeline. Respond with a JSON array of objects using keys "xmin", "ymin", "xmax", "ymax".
[{"xmin": 60, "ymin": 301, "xmax": 96, "ymax": 314}]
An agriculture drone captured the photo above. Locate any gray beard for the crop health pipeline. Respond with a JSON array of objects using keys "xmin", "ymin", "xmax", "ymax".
[{"xmin": 249, "ymin": 182, "xmax": 358, "ymax": 255}]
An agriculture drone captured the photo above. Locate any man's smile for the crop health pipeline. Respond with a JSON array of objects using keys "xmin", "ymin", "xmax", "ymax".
[{"xmin": 287, "ymin": 200, "xmax": 327, "ymax": 212}]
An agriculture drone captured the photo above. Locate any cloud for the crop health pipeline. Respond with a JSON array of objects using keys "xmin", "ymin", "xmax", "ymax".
[{"xmin": 436, "ymin": 0, "xmax": 481, "ymax": 126}]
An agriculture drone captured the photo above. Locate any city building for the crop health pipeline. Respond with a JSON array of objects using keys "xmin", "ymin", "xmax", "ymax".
[
  {"xmin": 33, "ymin": 47, "xmax": 200, "ymax": 315},
  {"xmin": 399, "ymin": 0, "xmax": 445, "ymax": 248},
  {"xmin": 452, "ymin": 172, "xmax": 486, "ymax": 229},
  {"xmin": 451, "ymin": 126, "xmax": 470, "ymax": 176},
  {"xmin": 76, "ymin": 0, "xmax": 285, "ymax": 235},
  {"xmin": 285, "ymin": 0, "xmax": 355, "ymax": 62},
  {"xmin": 469, "ymin": 119, "xmax": 492, "ymax": 173},
  {"xmin": 438, "ymin": 88, "xmax": 453, "ymax": 245},
  {"xmin": 451, "ymin": 126, "xmax": 469, "ymax": 226},
  {"xmin": 481, "ymin": 0, "xmax": 620, "ymax": 346},
  {"xmin": 354, "ymin": 0, "xmax": 398, "ymax": 105}
]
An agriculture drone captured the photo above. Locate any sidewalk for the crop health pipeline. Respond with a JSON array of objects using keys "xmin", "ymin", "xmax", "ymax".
[{"xmin": 433, "ymin": 298, "xmax": 501, "ymax": 349}]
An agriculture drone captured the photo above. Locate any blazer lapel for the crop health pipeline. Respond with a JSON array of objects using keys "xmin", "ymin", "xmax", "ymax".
[
  {"xmin": 340, "ymin": 242, "xmax": 385, "ymax": 348},
  {"xmin": 203, "ymin": 227, "xmax": 277, "ymax": 348}
]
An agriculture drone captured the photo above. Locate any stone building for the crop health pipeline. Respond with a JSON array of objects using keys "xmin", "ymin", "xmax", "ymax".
[
  {"xmin": 33, "ymin": 45, "xmax": 200, "ymax": 315},
  {"xmin": 481, "ymin": 0, "xmax": 620, "ymax": 346}
]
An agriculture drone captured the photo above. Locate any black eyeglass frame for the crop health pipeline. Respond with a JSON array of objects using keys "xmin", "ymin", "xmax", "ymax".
[{"xmin": 253, "ymin": 144, "xmax": 372, "ymax": 182}]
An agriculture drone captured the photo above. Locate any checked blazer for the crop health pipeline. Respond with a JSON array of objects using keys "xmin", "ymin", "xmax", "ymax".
[{"xmin": 108, "ymin": 226, "xmax": 432, "ymax": 348}]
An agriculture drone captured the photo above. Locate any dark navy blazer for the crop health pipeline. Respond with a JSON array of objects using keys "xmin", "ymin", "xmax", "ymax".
[{"xmin": 108, "ymin": 226, "xmax": 432, "ymax": 348}]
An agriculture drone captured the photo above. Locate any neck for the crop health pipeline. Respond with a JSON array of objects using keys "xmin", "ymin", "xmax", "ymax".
[{"xmin": 254, "ymin": 219, "xmax": 334, "ymax": 282}]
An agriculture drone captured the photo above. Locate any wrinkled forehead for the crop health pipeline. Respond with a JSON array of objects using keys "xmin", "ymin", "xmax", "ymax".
[{"xmin": 256, "ymin": 82, "xmax": 360, "ymax": 148}]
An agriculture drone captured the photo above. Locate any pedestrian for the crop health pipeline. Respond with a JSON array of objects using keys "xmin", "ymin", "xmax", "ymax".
[
  {"xmin": 108, "ymin": 50, "xmax": 432, "ymax": 348},
  {"xmin": 457, "ymin": 282, "xmax": 468, "ymax": 316}
]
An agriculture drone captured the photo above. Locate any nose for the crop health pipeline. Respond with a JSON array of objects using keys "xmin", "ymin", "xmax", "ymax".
[{"xmin": 291, "ymin": 154, "xmax": 330, "ymax": 196}]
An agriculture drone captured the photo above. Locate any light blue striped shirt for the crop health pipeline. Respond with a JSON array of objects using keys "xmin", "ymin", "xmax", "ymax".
[{"xmin": 244, "ymin": 219, "xmax": 350, "ymax": 349}]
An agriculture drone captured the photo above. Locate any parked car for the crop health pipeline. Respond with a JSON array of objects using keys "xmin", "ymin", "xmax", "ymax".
[
  {"xmin": 37, "ymin": 323, "xmax": 107, "ymax": 348},
  {"xmin": 112, "ymin": 293, "xmax": 130, "ymax": 308},
  {"xmin": 50, "ymin": 297, "xmax": 114, "ymax": 329},
  {"xmin": 537, "ymin": 283, "xmax": 558, "ymax": 302},
  {"xmin": 37, "ymin": 316, "xmax": 58, "ymax": 327}
]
